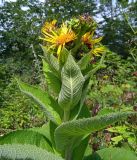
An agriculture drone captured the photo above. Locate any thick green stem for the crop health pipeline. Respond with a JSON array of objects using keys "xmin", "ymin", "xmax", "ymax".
[
  {"xmin": 64, "ymin": 110, "xmax": 72, "ymax": 159},
  {"xmin": 65, "ymin": 147, "xmax": 72, "ymax": 160},
  {"xmin": 64, "ymin": 110, "xmax": 70, "ymax": 122}
]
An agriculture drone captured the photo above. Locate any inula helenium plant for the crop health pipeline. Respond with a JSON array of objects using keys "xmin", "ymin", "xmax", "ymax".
[{"xmin": 0, "ymin": 15, "xmax": 136, "ymax": 160}]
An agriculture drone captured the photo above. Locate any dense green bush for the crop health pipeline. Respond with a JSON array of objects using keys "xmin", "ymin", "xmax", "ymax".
[
  {"xmin": 0, "ymin": 78, "xmax": 45, "ymax": 131},
  {"xmin": 0, "ymin": 60, "xmax": 45, "ymax": 134}
]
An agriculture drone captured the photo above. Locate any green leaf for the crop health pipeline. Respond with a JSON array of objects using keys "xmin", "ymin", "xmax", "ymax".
[
  {"xmin": 70, "ymin": 103, "xmax": 91, "ymax": 160},
  {"xmin": 30, "ymin": 123, "xmax": 51, "ymax": 142},
  {"xmin": 75, "ymin": 78, "xmax": 90, "ymax": 120},
  {"xmin": 70, "ymin": 102, "xmax": 90, "ymax": 120},
  {"xmin": 77, "ymin": 53, "xmax": 91, "ymax": 70},
  {"xmin": 90, "ymin": 147, "xmax": 137, "ymax": 160},
  {"xmin": 0, "ymin": 130, "xmax": 53, "ymax": 152},
  {"xmin": 58, "ymin": 54, "xmax": 85, "ymax": 111},
  {"xmin": 50, "ymin": 121, "xmax": 58, "ymax": 149},
  {"xmin": 55, "ymin": 112, "xmax": 136, "ymax": 152},
  {"xmin": 111, "ymin": 136, "xmax": 123, "ymax": 145},
  {"xmin": 0, "ymin": 144, "xmax": 64, "ymax": 160},
  {"xmin": 84, "ymin": 53, "xmax": 106, "ymax": 80},
  {"xmin": 41, "ymin": 45, "xmax": 60, "ymax": 76},
  {"xmin": 72, "ymin": 136, "xmax": 90, "ymax": 160},
  {"xmin": 17, "ymin": 80, "xmax": 61, "ymax": 125},
  {"xmin": 30, "ymin": 122, "xmax": 58, "ymax": 151},
  {"xmin": 43, "ymin": 59, "xmax": 61, "ymax": 95},
  {"xmin": 85, "ymin": 63, "xmax": 106, "ymax": 80},
  {"xmin": 59, "ymin": 47, "xmax": 69, "ymax": 66},
  {"xmin": 97, "ymin": 108, "xmax": 114, "ymax": 116},
  {"xmin": 106, "ymin": 125, "xmax": 128, "ymax": 134}
]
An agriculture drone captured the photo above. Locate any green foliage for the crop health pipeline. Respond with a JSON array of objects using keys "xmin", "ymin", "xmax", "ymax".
[
  {"xmin": 86, "ymin": 49, "xmax": 137, "ymax": 152},
  {"xmin": 0, "ymin": 78, "xmax": 44, "ymax": 133},
  {"xmin": 90, "ymin": 148, "xmax": 137, "ymax": 160},
  {"xmin": 107, "ymin": 125, "xmax": 137, "ymax": 150},
  {"xmin": 98, "ymin": 1, "xmax": 137, "ymax": 57},
  {"xmin": 42, "ymin": 0, "xmax": 96, "ymax": 21},
  {"xmin": 88, "ymin": 52, "xmax": 137, "ymax": 111},
  {"xmin": 0, "ymin": 144, "xmax": 64, "ymax": 160}
]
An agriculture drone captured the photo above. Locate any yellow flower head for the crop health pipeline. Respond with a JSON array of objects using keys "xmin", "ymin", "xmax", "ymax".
[
  {"xmin": 41, "ymin": 23, "xmax": 76, "ymax": 57},
  {"xmin": 82, "ymin": 31, "xmax": 103, "ymax": 48},
  {"xmin": 82, "ymin": 32, "xmax": 92, "ymax": 45},
  {"xmin": 81, "ymin": 31, "xmax": 105, "ymax": 56},
  {"xmin": 56, "ymin": 24, "xmax": 76, "ymax": 46},
  {"xmin": 41, "ymin": 20, "xmax": 57, "ymax": 34}
]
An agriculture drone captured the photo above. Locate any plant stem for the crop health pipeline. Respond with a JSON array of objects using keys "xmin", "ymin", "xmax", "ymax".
[
  {"xmin": 64, "ymin": 110, "xmax": 70, "ymax": 122},
  {"xmin": 64, "ymin": 110, "xmax": 72, "ymax": 159},
  {"xmin": 65, "ymin": 148, "xmax": 72, "ymax": 160}
]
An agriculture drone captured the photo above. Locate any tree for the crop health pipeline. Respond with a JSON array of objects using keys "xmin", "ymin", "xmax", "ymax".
[{"xmin": 98, "ymin": 1, "xmax": 137, "ymax": 57}]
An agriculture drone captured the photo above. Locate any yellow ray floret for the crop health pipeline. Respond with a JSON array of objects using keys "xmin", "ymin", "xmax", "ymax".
[
  {"xmin": 41, "ymin": 20, "xmax": 57, "ymax": 34},
  {"xmin": 92, "ymin": 46, "xmax": 106, "ymax": 56},
  {"xmin": 82, "ymin": 31, "xmax": 103, "ymax": 48},
  {"xmin": 41, "ymin": 23, "xmax": 76, "ymax": 56}
]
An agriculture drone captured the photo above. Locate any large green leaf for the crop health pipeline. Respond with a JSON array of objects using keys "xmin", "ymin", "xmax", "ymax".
[
  {"xmin": 43, "ymin": 59, "xmax": 61, "ymax": 96},
  {"xmin": 68, "ymin": 103, "xmax": 90, "ymax": 160},
  {"xmin": 58, "ymin": 54, "xmax": 85, "ymax": 111},
  {"xmin": 0, "ymin": 144, "xmax": 64, "ymax": 160},
  {"xmin": 89, "ymin": 147, "xmax": 137, "ymax": 160},
  {"xmin": 17, "ymin": 80, "xmax": 61, "ymax": 124},
  {"xmin": 55, "ymin": 112, "xmax": 136, "ymax": 152},
  {"xmin": 0, "ymin": 129, "xmax": 53, "ymax": 152}
]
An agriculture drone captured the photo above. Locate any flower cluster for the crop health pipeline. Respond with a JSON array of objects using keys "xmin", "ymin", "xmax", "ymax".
[{"xmin": 40, "ymin": 15, "xmax": 106, "ymax": 60}]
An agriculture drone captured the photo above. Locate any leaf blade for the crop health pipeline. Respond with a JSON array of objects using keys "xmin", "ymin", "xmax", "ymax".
[
  {"xmin": 58, "ymin": 54, "xmax": 85, "ymax": 111},
  {"xmin": 43, "ymin": 59, "xmax": 61, "ymax": 95},
  {"xmin": 0, "ymin": 144, "xmax": 64, "ymax": 160},
  {"xmin": 90, "ymin": 147, "xmax": 137, "ymax": 160},
  {"xmin": 17, "ymin": 80, "xmax": 61, "ymax": 124},
  {"xmin": 0, "ymin": 129, "xmax": 53, "ymax": 152},
  {"xmin": 55, "ymin": 112, "xmax": 136, "ymax": 152}
]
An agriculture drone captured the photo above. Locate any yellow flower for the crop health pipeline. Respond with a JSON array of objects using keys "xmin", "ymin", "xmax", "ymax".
[
  {"xmin": 81, "ymin": 31, "xmax": 106, "ymax": 56},
  {"xmin": 41, "ymin": 23, "xmax": 76, "ymax": 57},
  {"xmin": 92, "ymin": 46, "xmax": 106, "ymax": 56},
  {"xmin": 82, "ymin": 32, "xmax": 92, "ymax": 46},
  {"xmin": 41, "ymin": 20, "xmax": 57, "ymax": 34},
  {"xmin": 82, "ymin": 31, "xmax": 103, "ymax": 48}
]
